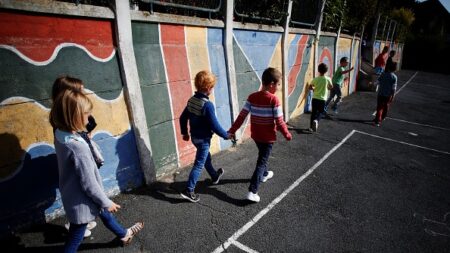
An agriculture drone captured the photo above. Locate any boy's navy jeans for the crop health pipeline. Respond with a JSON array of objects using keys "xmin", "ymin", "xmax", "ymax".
[
  {"xmin": 325, "ymin": 84, "xmax": 342, "ymax": 111},
  {"xmin": 311, "ymin": 98, "xmax": 326, "ymax": 126},
  {"xmin": 187, "ymin": 137, "xmax": 219, "ymax": 192},
  {"xmin": 249, "ymin": 141, "xmax": 273, "ymax": 194},
  {"xmin": 64, "ymin": 209, "xmax": 127, "ymax": 253}
]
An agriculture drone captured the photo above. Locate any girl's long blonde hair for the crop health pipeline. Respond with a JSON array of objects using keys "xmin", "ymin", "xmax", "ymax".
[{"xmin": 50, "ymin": 89, "xmax": 93, "ymax": 132}]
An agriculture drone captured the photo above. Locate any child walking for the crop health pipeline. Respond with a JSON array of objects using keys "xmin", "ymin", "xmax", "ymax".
[
  {"xmin": 228, "ymin": 67, "xmax": 292, "ymax": 203},
  {"xmin": 325, "ymin": 57, "xmax": 354, "ymax": 114},
  {"xmin": 50, "ymin": 89, "xmax": 143, "ymax": 253},
  {"xmin": 309, "ymin": 63, "xmax": 333, "ymax": 132},
  {"xmin": 51, "ymin": 76, "xmax": 103, "ymax": 238},
  {"xmin": 373, "ymin": 62, "xmax": 398, "ymax": 126},
  {"xmin": 179, "ymin": 70, "xmax": 232, "ymax": 203}
]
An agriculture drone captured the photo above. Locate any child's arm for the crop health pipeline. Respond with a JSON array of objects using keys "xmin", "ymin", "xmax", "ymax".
[
  {"xmin": 179, "ymin": 107, "xmax": 190, "ymax": 141},
  {"xmin": 273, "ymin": 105, "xmax": 292, "ymax": 141},
  {"xmin": 228, "ymin": 101, "xmax": 250, "ymax": 135},
  {"xmin": 342, "ymin": 67, "xmax": 354, "ymax": 75},
  {"xmin": 204, "ymin": 102, "xmax": 229, "ymax": 139}
]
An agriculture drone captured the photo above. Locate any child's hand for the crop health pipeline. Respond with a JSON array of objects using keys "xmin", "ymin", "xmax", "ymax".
[
  {"xmin": 227, "ymin": 132, "xmax": 235, "ymax": 140},
  {"xmin": 308, "ymin": 84, "xmax": 314, "ymax": 91},
  {"xmin": 108, "ymin": 202, "xmax": 121, "ymax": 213},
  {"xmin": 350, "ymin": 67, "xmax": 354, "ymax": 71},
  {"xmin": 182, "ymin": 134, "xmax": 190, "ymax": 141},
  {"xmin": 285, "ymin": 132, "xmax": 292, "ymax": 141}
]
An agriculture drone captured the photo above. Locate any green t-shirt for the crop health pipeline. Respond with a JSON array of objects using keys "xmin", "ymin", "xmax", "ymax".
[
  {"xmin": 332, "ymin": 66, "xmax": 345, "ymax": 87},
  {"xmin": 311, "ymin": 75, "xmax": 332, "ymax": 101}
]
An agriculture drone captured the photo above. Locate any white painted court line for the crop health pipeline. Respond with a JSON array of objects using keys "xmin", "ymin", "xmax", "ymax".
[
  {"xmin": 355, "ymin": 130, "xmax": 450, "ymax": 155},
  {"xmin": 395, "ymin": 71, "xmax": 418, "ymax": 95},
  {"xmin": 386, "ymin": 117, "xmax": 450, "ymax": 131},
  {"xmin": 232, "ymin": 240, "xmax": 259, "ymax": 253},
  {"xmin": 372, "ymin": 71, "xmax": 419, "ymax": 116},
  {"xmin": 212, "ymin": 128, "xmax": 450, "ymax": 253},
  {"xmin": 211, "ymin": 130, "xmax": 357, "ymax": 253}
]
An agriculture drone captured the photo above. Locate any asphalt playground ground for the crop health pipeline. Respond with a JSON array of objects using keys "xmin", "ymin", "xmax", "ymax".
[{"xmin": 5, "ymin": 70, "xmax": 450, "ymax": 252}]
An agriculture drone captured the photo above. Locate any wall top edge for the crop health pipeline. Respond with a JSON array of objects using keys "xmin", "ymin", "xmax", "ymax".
[
  {"xmin": 0, "ymin": 0, "xmax": 114, "ymax": 19},
  {"xmin": 233, "ymin": 22, "xmax": 284, "ymax": 33},
  {"xmin": 131, "ymin": 11, "xmax": 224, "ymax": 28}
]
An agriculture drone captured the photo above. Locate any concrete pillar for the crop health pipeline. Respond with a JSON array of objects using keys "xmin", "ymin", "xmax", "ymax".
[
  {"xmin": 114, "ymin": 0, "xmax": 156, "ymax": 184},
  {"xmin": 281, "ymin": 0, "xmax": 293, "ymax": 121},
  {"xmin": 223, "ymin": 0, "xmax": 240, "ymax": 139},
  {"xmin": 313, "ymin": 0, "xmax": 326, "ymax": 77}
]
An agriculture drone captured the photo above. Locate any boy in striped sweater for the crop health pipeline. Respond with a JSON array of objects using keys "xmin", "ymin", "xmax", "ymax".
[{"xmin": 228, "ymin": 67, "xmax": 292, "ymax": 202}]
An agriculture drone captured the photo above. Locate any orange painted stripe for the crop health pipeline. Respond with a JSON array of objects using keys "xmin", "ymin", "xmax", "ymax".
[
  {"xmin": 160, "ymin": 24, "xmax": 195, "ymax": 167},
  {"xmin": 288, "ymin": 35, "xmax": 309, "ymax": 96}
]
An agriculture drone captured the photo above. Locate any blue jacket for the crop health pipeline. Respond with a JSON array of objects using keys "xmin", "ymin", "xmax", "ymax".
[{"xmin": 180, "ymin": 92, "xmax": 228, "ymax": 140}]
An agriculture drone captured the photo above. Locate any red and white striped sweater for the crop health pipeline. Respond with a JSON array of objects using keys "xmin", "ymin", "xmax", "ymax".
[{"xmin": 229, "ymin": 90, "xmax": 291, "ymax": 143}]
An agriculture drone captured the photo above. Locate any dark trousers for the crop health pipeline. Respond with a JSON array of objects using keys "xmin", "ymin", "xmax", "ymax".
[
  {"xmin": 249, "ymin": 141, "xmax": 273, "ymax": 194},
  {"xmin": 374, "ymin": 95, "xmax": 393, "ymax": 123},
  {"xmin": 310, "ymin": 98, "xmax": 326, "ymax": 127}
]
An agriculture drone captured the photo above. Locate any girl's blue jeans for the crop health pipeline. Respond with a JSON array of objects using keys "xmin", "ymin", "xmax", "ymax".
[{"xmin": 63, "ymin": 209, "xmax": 127, "ymax": 253}]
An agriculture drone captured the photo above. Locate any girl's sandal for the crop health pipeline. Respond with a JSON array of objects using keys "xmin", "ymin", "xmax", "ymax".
[{"xmin": 121, "ymin": 222, "xmax": 144, "ymax": 246}]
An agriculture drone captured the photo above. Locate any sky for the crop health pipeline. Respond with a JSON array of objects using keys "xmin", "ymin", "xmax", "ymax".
[{"xmin": 417, "ymin": 0, "xmax": 450, "ymax": 12}]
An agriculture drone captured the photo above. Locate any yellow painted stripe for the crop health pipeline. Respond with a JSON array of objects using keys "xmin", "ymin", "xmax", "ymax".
[
  {"xmin": 269, "ymin": 37, "xmax": 284, "ymax": 102},
  {"xmin": 0, "ymin": 93, "xmax": 130, "ymax": 179},
  {"xmin": 185, "ymin": 26, "xmax": 221, "ymax": 154}
]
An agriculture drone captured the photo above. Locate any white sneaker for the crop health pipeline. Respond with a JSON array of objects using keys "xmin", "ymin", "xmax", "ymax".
[
  {"xmin": 65, "ymin": 221, "xmax": 96, "ymax": 238},
  {"xmin": 246, "ymin": 192, "xmax": 260, "ymax": 202},
  {"xmin": 86, "ymin": 221, "xmax": 97, "ymax": 230},
  {"xmin": 262, "ymin": 171, "xmax": 274, "ymax": 183}
]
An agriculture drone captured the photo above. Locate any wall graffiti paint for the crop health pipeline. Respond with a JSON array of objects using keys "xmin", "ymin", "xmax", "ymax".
[
  {"xmin": 0, "ymin": 12, "xmax": 142, "ymax": 235},
  {"xmin": 287, "ymin": 34, "xmax": 312, "ymax": 116},
  {"xmin": 132, "ymin": 22, "xmax": 178, "ymax": 176},
  {"xmin": 185, "ymin": 26, "xmax": 221, "ymax": 154},
  {"xmin": 318, "ymin": 36, "xmax": 336, "ymax": 77},
  {"xmin": 207, "ymin": 28, "xmax": 232, "ymax": 150},
  {"xmin": 337, "ymin": 38, "xmax": 352, "ymax": 97},
  {"xmin": 160, "ymin": 24, "xmax": 194, "ymax": 168},
  {"xmin": 232, "ymin": 30, "xmax": 282, "ymax": 139},
  {"xmin": 0, "ymin": 11, "xmax": 115, "ymax": 64},
  {"xmin": 349, "ymin": 39, "xmax": 360, "ymax": 94},
  {"xmin": 373, "ymin": 40, "xmax": 381, "ymax": 65}
]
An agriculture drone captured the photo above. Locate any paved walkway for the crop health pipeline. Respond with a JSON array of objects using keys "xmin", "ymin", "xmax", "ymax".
[{"xmin": 5, "ymin": 70, "xmax": 450, "ymax": 252}]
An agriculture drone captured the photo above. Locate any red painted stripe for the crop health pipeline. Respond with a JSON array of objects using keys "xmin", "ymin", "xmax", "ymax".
[
  {"xmin": 0, "ymin": 11, "xmax": 114, "ymax": 62},
  {"xmin": 288, "ymin": 35, "xmax": 309, "ymax": 96},
  {"xmin": 319, "ymin": 47, "xmax": 334, "ymax": 77},
  {"xmin": 160, "ymin": 24, "xmax": 195, "ymax": 167}
]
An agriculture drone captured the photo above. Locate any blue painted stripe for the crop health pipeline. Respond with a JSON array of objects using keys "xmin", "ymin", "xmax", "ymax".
[
  {"xmin": 208, "ymin": 28, "xmax": 232, "ymax": 150},
  {"xmin": 288, "ymin": 34, "xmax": 301, "ymax": 72},
  {"xmin": 233, "ymin": 29, "xmax": 282, "ymax": 79}
]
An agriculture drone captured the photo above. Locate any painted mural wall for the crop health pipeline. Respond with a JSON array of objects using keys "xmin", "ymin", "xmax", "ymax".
[
  {"xmin": 0, "ymin": 10, "xmax": 143, "ymax": 234},
  {"xmin": 337, "ymin": 37, "xmax": 353, "ymax": 97},
  {"xmin": 132, "ymin": 22, "xmax": 233, "ymax": 176},
  {"xmin": 287, "ymin": 34, "xmax": 315, "ymax": 118},
  {"xmin": 372, "ymin": 39, "xmax": 404, "ymax": 70},
  {"xmin": 0, "ymin": 6, "xmax": 368, "ymax": 235}
]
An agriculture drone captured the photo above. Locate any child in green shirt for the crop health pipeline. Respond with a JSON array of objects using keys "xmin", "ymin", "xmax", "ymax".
[
  {"xmin": 309, "ymin": 63, "xmax": 333, "ymax": 132},
  {"xmin": 325, "ymin": 57, "xmax": 354, "ymax": 114}
]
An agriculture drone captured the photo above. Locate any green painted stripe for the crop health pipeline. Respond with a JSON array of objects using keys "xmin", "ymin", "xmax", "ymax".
[
  {"xmin": 0, "ymin": 48, "xmax": 123, "ymax": 107},
  {"xmin": 132, "ymin": 22, "xmax": 178, "ymax": 174}
]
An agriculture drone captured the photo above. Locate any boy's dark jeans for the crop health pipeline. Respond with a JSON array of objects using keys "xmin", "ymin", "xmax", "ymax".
[
  {"xmin": 310, "ymin": 98, "xmax": 326, "ymax": 126},
  {"xmin": 249, "ymin": 141, "xmax": 273, "ymax": 194},
  {"xmin": 325, "ymin": 84, "xmax": 342, "ymax": 111}
]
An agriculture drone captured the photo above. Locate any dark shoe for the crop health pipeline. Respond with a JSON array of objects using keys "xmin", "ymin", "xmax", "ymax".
[
  {"xmin": 180, "ymin": 189, "xmax": 200, "ymax": 203},
  {"xmin": 212, "ymin": 168, "xmax": 224, "ymax": 185}
]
